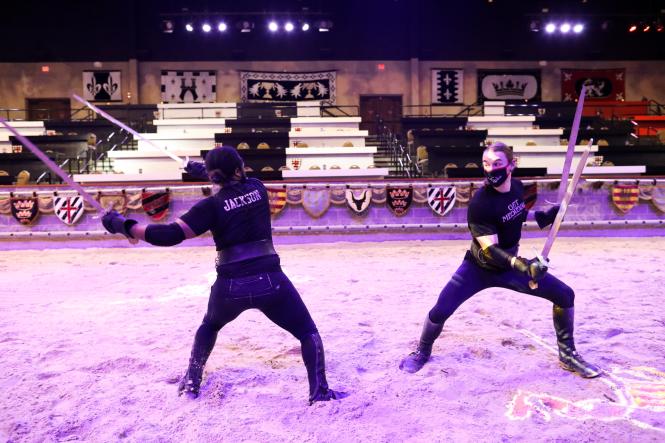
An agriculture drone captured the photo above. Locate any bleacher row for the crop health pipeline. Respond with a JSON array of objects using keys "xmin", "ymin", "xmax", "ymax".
[{"xmin": 1, "ymin": 100, "xmax": 664, "ymax": 185}]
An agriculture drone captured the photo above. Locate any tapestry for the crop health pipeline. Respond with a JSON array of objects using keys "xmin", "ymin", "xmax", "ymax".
[
  {"xmin": 431, "ymin": 69, "xmax": 464, "ymax": 104},
  {"xmin": 561, "ymin": 68, "xmax": 626, "ymax": 101},
  {"xmin": 240, "ymin": 71, "xmax": 336, "ymax": 103},
  {"xmin": 477, "ymin": 69, "xmax": 541, "ymax": 102},
  {"xmin": 161, "ymin": 70, "xmax": 216, "ymax": 103},
  {"xmin": 83, "ymin": 71, "xmax": 122, "ymax": 102}
]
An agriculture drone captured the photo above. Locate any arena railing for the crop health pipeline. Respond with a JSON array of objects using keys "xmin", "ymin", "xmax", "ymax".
[{"xmin": 402, "ymin": 103, "xmax": 483, "ymax": 117}]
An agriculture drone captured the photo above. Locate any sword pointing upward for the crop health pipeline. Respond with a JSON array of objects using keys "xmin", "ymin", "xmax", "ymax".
[
  {"xmin": 0, "ymin": 118, "xmax": 137, "ymax": 243},
  {"xmin": 72, "ymin": 94, "xmax": 183, "ymax": 164},
  {"xmin": 529, "ymin": 139, "xmax": 593, "ymax": 289},
  {"xmin": 558, "ymin": 84, "xmax": 588, "ymax": 203}
]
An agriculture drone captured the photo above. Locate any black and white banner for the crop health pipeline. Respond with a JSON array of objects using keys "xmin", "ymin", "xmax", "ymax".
[
  {"xmin": 477, "ymin": 69, "xmax": 541, "ymax": 102},
  {"xmin": 431, "ymin": 69, "xmax": 464, "ymax": 104},
  {"xmin": 240, "ymin": 71, "xmax": 336, "ymax": 103},
  {"xmin": 83, "ymin": 71, "xmax": 122, "ymax": 102},
  {"xmin": 161, "ymin": 71, "xmax": 216, "ymax": 103}
]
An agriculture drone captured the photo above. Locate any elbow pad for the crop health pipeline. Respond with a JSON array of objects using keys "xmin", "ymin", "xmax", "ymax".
[
  {"xmin": 145, "ymin": 223, "xmax": 186, "ymax": 247},
  {"xmin": 480, "ymin": 244, "xmax": 515, "ymax": 269}
]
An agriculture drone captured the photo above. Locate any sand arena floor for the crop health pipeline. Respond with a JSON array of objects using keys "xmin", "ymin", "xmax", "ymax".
[{"xmin": 1, "ymin": 237, "xmax": 664, "ymax": 442}]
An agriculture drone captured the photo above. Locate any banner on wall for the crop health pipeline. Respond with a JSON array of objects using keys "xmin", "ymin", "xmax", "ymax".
[
  {"xmin": 477, "ymin": 69, "xmax": 541, "ymax": 102},
  {"xmin": 240, "ymin": 70, "xmax": 336, "ymax": 103},
  {"xmin": 431, "ymin": 69, "xmax": 464, "ymax": 104},
  {"xmin": 161, "ymin": 71, "xmax": 217, "ymax": 103},
  {"xmin": 561, "ymin": 68, "xmax": 626, "ymax": 101},
  {"xmin": 83, "ymin": 71, "xmax": 122, "ymax": 102}
]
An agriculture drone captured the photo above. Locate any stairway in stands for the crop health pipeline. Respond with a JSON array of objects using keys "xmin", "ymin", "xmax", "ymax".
[{"xmin": 368, "ymin": 135, "xmax": 397, "ymax": 177}]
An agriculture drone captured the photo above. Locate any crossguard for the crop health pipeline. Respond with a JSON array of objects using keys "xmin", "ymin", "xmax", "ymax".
[{"xmin": 528, "ymin": 253, "xmax": 550, "ymax": 290}]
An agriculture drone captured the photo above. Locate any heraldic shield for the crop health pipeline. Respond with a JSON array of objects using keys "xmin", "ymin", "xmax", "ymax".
[
  {"xmin": 427, "ymin": 186, "xmax": 456, "ymax": 216},
  {"xmin": 302, "ymin": 188, "xmax": 331, "ymax": 218},
  {"xmin": 98, "ymin": 193, "xmax": 127, "ymax": 214},
  {"xmin": 266, "ymin": 187, "xmax": 287, "ymax": 216},
  {"xmin": 142, "ymin": 191, "xmax": 170, "ymax": 221},
  {"xmin": 54, "ymin": 196, "xmax": 84, "ymax": 225},
  {"xmin": 386, "ymin": 187, "xmax": 413, "ymax": 216},
  {"xmin": 652, "ymin": 185, "xmax": 665, "ymax": 213},
  {"xmin": 10, "ymin": 196, "xmax": 39, "ymax": 225},
  {"xmin": 345, "ymin": 189, "xmax": 371, "ymax": 215},
  {"xmin": 611, "ymin": 184, "xmax": 639, "ymax": 214},
  {"xmin": 523, "ymin": 182, "xmax": 538, "ymax": 210}
]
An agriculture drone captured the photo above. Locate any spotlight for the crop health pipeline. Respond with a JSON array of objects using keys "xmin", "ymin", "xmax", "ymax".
[
  {"xmin": 185, "ymin": 22, "xmax": 194, "ymax": 32},
  {"xmin": 628, "ymin": 24, "xmax": 637, "ymax": 32},
  {"xmin": 268, "ymin": 21, "xmax": 278, "ymax": 32},
  {"xmin": 656, "ymin": 22, "xmax": 664, "ymax": 32},
  {"xmin": 201, "ymin": 23, "xmax": 211, "ymax": 33},
  {"xmin": 545, "ymin": 23, "xmax": 556, "ymax": 33},
  {"xmin": 642, "ymin": 23, "xmax": 651, "ymax": 32},
  {"xmin": 284, "ymin": 21, "xmax": 294, "ymax": 32},
  {"xmin": 302, "ymin": 22, "xmax": 310, "ymax": 31},
  {"xmin": 530, "ymin": 20, "xmax": 541, "ymax": 32},
  {"xmin": 573, "ymin": 23, "xmax": 584, "ymax": 33},
  {"xmin": 318, "ymin": 20, "xmax": 332, "ymax": 32},
  {"xmin": 239, "ymin": 21, "xmax": 253, "ymax": 33},
  {"xmin": 217, "ymin": 22, "xmax": 227, "ymax": 32},
  {"xmin": 560, "ymin": 23, "xmax": 571, "ymax": 33},
  {"xmin": 161, "ymin": 20, "xmax": 174, "ymax": 34}
]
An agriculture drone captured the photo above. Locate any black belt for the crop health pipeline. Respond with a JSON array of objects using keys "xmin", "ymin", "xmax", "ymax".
[{"xmin": 216, "ymin": 239, "xmax": 277, "ymax": 265}]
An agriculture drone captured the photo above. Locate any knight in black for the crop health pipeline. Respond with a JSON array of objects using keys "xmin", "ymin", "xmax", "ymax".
[
  {"xmin": 400, "ymin": 142, "xmax": 600, "ymax": 378},
  {"xmin": 101, "ymin": 146, "xmax": 344, "ymax": 404}
]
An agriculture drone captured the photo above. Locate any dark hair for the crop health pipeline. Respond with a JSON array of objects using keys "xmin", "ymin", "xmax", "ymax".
[
  {"xmin": 484, "ymin": 141, "xmax": 514, "ymax": 163},
  {"xmin": 205, "ymin": 146, "xmax": 245, "ymax": 184}
]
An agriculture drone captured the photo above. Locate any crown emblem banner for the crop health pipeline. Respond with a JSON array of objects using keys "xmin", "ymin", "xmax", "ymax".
[
  {"xmin": 10, "ymin": 197, "xmax": 39, "ymax": 225},
  {"xmin": 386, "ymin": 186, "xmax": 413, "ymax": 216},
  {"xmin": 477, "ymin": 69, "xmax": 541, "ymax": 102},
  {"xmin": 240, "ymin": 71, "xmax": 336, "ymax": 103}
]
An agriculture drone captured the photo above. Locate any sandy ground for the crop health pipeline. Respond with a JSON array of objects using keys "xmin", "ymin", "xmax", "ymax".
[{"xmin": 1, "ymin": 237, "xmax": 664, "ymax": 443}]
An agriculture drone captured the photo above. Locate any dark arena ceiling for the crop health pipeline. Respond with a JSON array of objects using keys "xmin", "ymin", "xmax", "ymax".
[{"xmin": 3, "ymin": 0, "xmax": 665, "ymax": 62}]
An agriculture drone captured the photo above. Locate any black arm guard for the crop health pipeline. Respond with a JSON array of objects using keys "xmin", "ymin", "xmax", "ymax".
[
  {"xmin": 145, "ymin": 223, "xmax": 186, "ymax": 247},
  {"xmin": 479, "ymin": 244, "xmax": 515, "ymax": 269}
]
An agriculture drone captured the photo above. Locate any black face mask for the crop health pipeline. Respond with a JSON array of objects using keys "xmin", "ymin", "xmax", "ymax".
[{"xmin": 484, "ymin": 165, "xmax": 510, "ymax": 187}]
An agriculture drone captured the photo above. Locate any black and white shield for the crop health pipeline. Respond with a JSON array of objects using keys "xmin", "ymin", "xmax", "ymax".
[
  {"xmin": 427, "ymin": 186, "xmax": 456, "ymax": 216},
  {"xmin": 345, "ymin": 189, "xmax": 371, "ymax": 215},
  {"xmin": 54, "ymin": 196, "xmax": 84, "ymax": 225},
  {"xmin": 386, "ymin": 187, "xmax": 413, "ymax": 216}
]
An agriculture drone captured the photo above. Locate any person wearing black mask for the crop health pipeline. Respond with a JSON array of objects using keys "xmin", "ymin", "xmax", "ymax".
[
  {"xmin": 399, "ymin": 142, "xmax": 600, "ymax": 378},
  {"xmin": 101, "ymin": 146, "xmax": 345, "ymax": 404}
]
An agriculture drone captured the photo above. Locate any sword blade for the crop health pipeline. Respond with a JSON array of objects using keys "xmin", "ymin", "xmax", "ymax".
[
  {"xmin": 0, "ymin": 118, "xmax": 105, "ymax": 213},
  {"xmin": 541, "ymin": 139, "xmax": 592, "ymax": 259},
  {"xmin": 72, "ymin": 94, "xmax": 183, "ymax": 163},
  {"xmin": 557, "ymin": 84, "xmax": 588, "ymax": 203}
]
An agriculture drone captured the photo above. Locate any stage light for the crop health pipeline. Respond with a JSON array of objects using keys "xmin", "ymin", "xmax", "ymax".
[
  {"xmin": 573, "ymin": 23, "xmax": 584, "ymax": 33},
  {"xmin": 642, "ymin": 23, "xmax": 651, "ymax": 32},
  {"xmin": 302, "ymin": 22, "xmax": 310, "ymax": 31},
  {"xmin": 185, "ymin": 22, "xmax": 194, "ymax": 32},
  {"xmin": 657, "ymin": 22, "xmax": 664, "ymax": 32},
  {"xmin": 318, "ymin": 20, "xmax": 332, "ymax": 32},
  {"xmin": 268, "ymin": 21, "xmax": 278, "ymax": 32},
  {"xmin": 202, "ymin": 23, "xmax": 212, "ymax": 33},
  {"xmin": 628, "ymin": 24, "xmax": 637, "ymax": 32},
  {"xmin": 545, "ymin": 23, "xmax": 556, "ymax": 33},
  {"xmin": 285, "ymin": 22, "xmax": 294, "ymax": 32},
  {"xmin": 217, "ymin": 22, "xmax": 227, "ymax": 32},
  {"xmin": 161, "ymin": 20, "xmax": 174, "ymax": 34},
  {"xmin": 239, "ymin": 21, "xmax": 253, "ymax": 33},
  {"xmin": 530, "ymin": 20, "xmax": 541, "ymax": 32},
  {"xmin": 560, "ymin": 23, "xmax": 571, "ymax": 33}
]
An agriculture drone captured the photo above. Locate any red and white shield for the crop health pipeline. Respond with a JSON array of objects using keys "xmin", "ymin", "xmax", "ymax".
[
  {"xmin": 54, "ymin": 196, "xmax": 85, "ymax": 225},
  {"xmin": 290, "ymin": 158, "xmax": 302, "ymax": 170}
]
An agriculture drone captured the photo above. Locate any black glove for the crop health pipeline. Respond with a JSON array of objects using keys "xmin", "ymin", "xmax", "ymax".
[
  {"xmin": 512, "ymin": 256, "xmax": 548, "ymax": 281},
  {"xmin": 184, "ymin": 160, "xmax": 208, "ymax": 180},
  {"xmin": 102, "ymin": 210, "xmax": 138, "ymax": 238},
  {"xmin": 535, "ymin": 205, "xmax": 560, "ymax": 229}
]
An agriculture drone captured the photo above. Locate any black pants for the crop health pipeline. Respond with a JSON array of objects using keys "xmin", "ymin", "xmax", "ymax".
[
  {"xmin": 428, "ymin": 257, "xmax": 575, "ymax": 324},
  {"xmin": 190, "ymin": 270, "xmax": 318, "ymax": 363}
]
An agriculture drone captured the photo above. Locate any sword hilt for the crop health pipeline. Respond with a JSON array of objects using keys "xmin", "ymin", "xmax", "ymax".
[{"xmin": 528, "ymin": 253, "xmax": 550, "ymax": 290}]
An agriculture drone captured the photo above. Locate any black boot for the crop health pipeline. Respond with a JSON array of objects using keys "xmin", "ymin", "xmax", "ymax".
[
  {"xmin": 178, "ymin": 357, "xmax": 205, "ymax": 398},
  {"xmin": 301, "ymin": 332, "xmax": 345, "ymax": 405},
  {"xmin": 553, "ymin": 305, "xmax": 601, "ymax": 378},
  {"xmin": 399, "ymin": 315, "xmax": 444, "ymax": 373}
]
